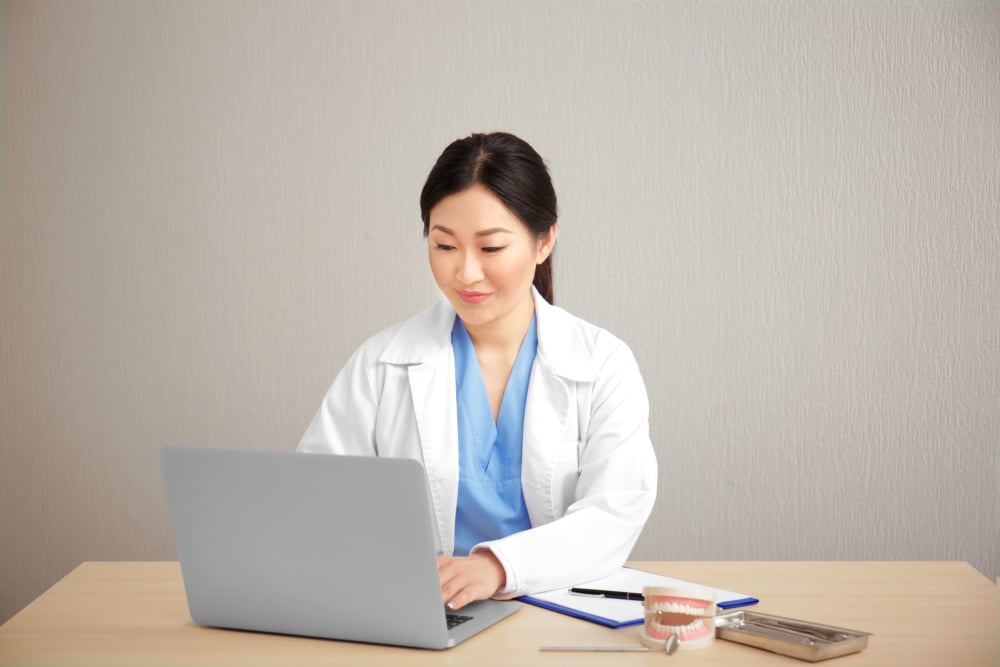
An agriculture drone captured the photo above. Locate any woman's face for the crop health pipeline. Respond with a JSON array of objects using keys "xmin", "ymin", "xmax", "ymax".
[{"xmin": 427, "ymin": 184, "xmax": 554, "ymax": 334}]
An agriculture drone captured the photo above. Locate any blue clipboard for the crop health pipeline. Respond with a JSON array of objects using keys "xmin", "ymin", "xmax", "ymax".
[{"xmin": 518, "ymin": 567, "xmax": 759, "ymax": 629}]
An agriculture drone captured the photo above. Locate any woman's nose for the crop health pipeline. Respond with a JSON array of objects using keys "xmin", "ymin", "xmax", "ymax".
[{"xmin": 457, "ymin": 251, "xmax": 484, "ymax": 284}]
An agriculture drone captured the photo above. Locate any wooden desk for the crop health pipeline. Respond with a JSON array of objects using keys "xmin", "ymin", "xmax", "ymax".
[{"xmin": 0, "ymin": 561, "xmax": 995, "ymax": 666}]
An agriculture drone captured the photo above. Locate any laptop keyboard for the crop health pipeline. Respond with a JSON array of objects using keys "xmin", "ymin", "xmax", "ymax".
[{"xmin": 446, "ymin": 613, "xmax": 474, "ymax": 629}]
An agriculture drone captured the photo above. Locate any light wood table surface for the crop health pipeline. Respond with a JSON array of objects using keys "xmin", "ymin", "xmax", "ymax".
[{"xmin": 0, "ymin": 561, "xmax": 995, "ymax": 666}]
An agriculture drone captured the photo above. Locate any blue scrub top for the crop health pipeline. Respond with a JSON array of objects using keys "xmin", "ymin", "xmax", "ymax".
[{"xmin": 452, "ymin": 315, "xmax": 535, "ymax": 556}]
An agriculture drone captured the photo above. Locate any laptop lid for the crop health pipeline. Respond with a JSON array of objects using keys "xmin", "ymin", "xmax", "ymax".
[{"xmin": 160, "ymin": 446, "xmax": 520, "ymax": 649}]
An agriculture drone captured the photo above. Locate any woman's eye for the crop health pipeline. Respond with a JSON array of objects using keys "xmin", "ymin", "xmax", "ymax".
[
  {"xmin": 435, "ymin": 243, "xmax": 454, "ymax": 251},
  {"xmin": 482, "ymin": 246, "xmax": 505, "ymax": 254}
]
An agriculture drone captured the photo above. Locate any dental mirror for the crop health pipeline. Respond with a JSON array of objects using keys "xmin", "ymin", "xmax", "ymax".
[{"xmin": 540, "ymin": 632, "xmax": 680, "ymax": 655}]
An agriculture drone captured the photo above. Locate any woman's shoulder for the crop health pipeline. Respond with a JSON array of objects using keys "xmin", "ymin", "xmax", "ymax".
[
  {"xmin": 538, "ymin": 295, "xmax": 628, "ymax": 343},
  {"xmin": 354, "ymin": 299, "xmax": 455, "ymax": 365},
  {"xmin": 535, "ymin": 297, "xmax": 635, "ymax": 379}
]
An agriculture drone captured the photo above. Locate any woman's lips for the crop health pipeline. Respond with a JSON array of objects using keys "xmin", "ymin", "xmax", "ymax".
[{"xmin": 457, "ymin": 290, "xmax": 490, "ymax": 304}]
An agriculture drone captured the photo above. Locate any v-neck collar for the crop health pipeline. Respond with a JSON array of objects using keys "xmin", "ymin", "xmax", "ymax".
[{"xmin": 452, "ymin": 316, "xmax": 537, "ymax": 473}]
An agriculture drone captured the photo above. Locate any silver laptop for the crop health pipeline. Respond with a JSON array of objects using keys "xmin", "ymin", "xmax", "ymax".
[{"xmin": 160, "ymin": 446, "xmax": 521, "ymax": 649}]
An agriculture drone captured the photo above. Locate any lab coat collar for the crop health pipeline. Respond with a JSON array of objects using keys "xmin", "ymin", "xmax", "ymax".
[{"xmin": 378, "ymin": 288, "xmax": 597, "ymax": 382}]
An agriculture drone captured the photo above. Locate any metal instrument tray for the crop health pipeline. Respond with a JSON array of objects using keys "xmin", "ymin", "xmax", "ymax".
[{"xmin": 715, "ymin": 610, "xmax": 872, "ymax": 662}]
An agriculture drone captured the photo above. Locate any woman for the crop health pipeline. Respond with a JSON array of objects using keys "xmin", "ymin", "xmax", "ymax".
[{"xmin": 298, "ymin": 132, "xmax": 657, "ymax": 611}]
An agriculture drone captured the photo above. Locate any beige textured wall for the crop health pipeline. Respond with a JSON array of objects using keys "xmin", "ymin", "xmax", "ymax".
[{"xmin": 2, "ymin": 1, "xmax": 997, "ymax": 623}]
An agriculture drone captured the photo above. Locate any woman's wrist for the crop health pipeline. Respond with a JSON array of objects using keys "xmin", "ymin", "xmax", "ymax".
[{"xmin": 471, "ymin": 544, "xmax": 516, "ymax": 596}]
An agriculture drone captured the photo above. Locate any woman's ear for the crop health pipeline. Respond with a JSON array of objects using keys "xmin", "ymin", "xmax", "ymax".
[{"xmin": 537, "ymin": 224, "xmax": 557, "ymax": 264}]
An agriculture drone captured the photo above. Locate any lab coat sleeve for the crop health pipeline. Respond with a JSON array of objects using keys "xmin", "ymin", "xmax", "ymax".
[
  {"xmin": 297, "ymin": 341, "xmax": 380, "ymax": 456},
  {"xmin": 474, "ymin": 340, "xmax": 658, "ymax": 596}
]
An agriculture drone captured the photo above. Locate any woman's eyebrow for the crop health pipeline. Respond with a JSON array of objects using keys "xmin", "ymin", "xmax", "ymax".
[
  {"xmin": 475, "ymin": 228, "xmax": 513, "ymax": 237},
  {"xmin": 429, "ymin": 224, "xmax": 512, "ymax": 237}
]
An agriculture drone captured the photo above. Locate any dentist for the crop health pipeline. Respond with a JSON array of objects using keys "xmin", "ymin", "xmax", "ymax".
[{"xmin": 298, "ymin": 132, "xmax": 657, "ymax": 611}]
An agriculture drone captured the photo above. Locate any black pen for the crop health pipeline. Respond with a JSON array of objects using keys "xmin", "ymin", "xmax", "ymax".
[{"xmin": 569, "ymin": 587, "xmax": 644, "ymax": 601}]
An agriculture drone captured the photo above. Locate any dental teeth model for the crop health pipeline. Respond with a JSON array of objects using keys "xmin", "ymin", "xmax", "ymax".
[{"xmin": 640, "ymin": 585, "xmax": 717, "ymax": 651}]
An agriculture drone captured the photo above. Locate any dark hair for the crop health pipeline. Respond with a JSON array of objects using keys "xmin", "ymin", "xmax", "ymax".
[{"xmin": 420, "ymin": 132, "xmax": 558, "ymax": 304}]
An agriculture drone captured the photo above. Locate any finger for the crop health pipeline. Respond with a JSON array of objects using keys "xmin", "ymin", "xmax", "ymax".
[
  {"xmin": 437, "ymin": 558, "xmax": 461, "ymax": 589},
  {"xmin": 437, "ymin": 558, "xmax": 466, "ymax": 603},
  {"xmin": 445, "ymin": 583, "xmax": 476, "ymax": 610},
  {"xmin": 440, "ymin": 571, "xmax": 471, "ymax": 604},
  {"xmin": 440, "ymin": 579, "xmax": 458, "ymax": 604}
]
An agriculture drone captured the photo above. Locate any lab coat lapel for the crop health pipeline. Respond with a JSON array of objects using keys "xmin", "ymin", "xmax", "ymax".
[
  {"xmin": 381, "ymin": 299, "xmax": 460, "ymax": 556},
  {"xmin": 521, "ymin": 362, "xmax": 570, "ymax": 524},
  {"xmin": 521, "ymin": 292, "xmax": 597, "ymax": 524},
  {"xmin": 407, "ymin": 354, "xmax": 459, "ymax": 556}
]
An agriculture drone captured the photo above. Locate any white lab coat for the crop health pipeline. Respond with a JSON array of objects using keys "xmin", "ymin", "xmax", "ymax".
[{"xmin": 297, "ymin": 289, "xmax": 657, "ymax": 596}]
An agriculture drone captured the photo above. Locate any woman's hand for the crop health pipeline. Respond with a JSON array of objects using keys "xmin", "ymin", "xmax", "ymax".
[{"xmin": 436, "ymin": 551, "xmax": 506, "ymax": 610}]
